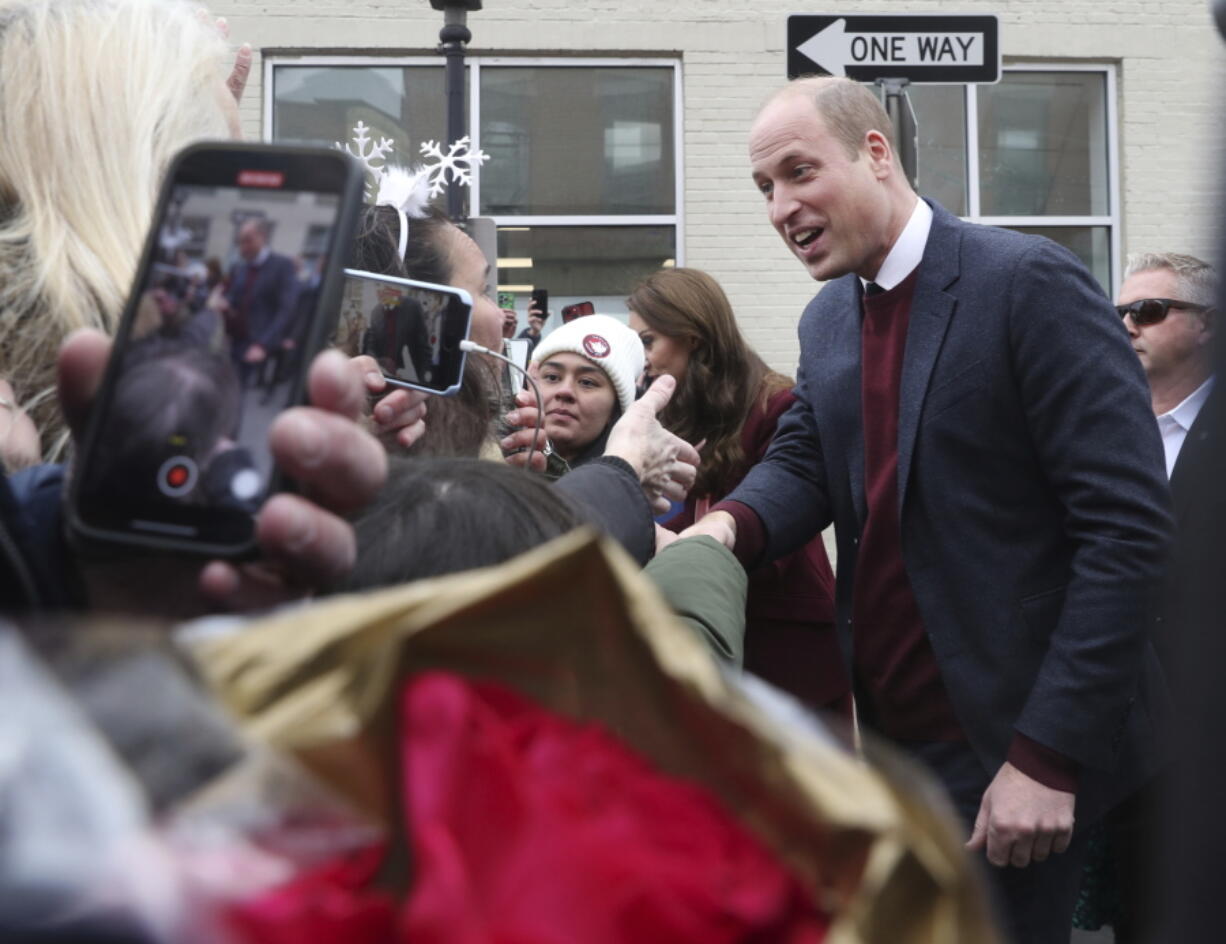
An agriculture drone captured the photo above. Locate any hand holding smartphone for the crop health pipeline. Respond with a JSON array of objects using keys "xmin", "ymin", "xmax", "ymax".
[{"xmin": 67, "ymin": 141, "xmax": 364, "ymax": 557}]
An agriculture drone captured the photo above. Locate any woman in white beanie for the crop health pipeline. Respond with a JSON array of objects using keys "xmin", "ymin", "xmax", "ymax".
[{"xmin": 529, "ymin": 314, "xmax": 645, "ymax": 476}]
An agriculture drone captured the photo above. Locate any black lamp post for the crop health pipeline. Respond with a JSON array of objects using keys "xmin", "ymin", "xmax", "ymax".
[{"xmin": 429, "ymin": 0, "xmax": 482, "ymax": 221}]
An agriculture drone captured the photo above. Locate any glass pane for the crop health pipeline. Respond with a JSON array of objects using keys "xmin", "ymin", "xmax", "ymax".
[
  {"xmin": 272, "ymin": 65, "xmax": 463, "ymax": 173},
  {"xmin": 1007, "ymin": 226, "xmax": 1111, "ymax": 294},
  {"xmin": 481, "ymin": 67, "xmax": 676, "ymax": 215},
  {"xmin": 978, "ymin": 72, "xmax": 1109, "ymax": 216},
  {"xmin": 495, "ymin": 226, "xmax": 674, "ymax": 319},
  {"xmin": 908, "ymin": 84, "xmax": 967, "ymax": 216}
]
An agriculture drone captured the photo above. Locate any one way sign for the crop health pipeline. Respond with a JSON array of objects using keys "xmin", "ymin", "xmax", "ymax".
[{"xmin": 787, "ymin": 14, "xmax": 1000, "ymax": 84}]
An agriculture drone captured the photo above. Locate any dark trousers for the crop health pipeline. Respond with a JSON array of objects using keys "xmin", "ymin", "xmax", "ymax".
[{"xmin": 905, "ymin": 740, "xmax": 1095, "ymax": 944}]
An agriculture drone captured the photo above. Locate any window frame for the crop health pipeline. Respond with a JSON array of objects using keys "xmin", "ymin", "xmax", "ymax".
[
  {"xmin": 962, "ymin": 63, "xmax": 1121, "ymax": 291},
  {"xmin": 262, "ymin": 54, "xmax": 686, "ymax": 266}
]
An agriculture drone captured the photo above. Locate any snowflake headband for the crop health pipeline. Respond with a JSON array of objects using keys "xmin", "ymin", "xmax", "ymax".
[{"xmin": 336, "ymin": 121, "xmax": 489, "ymax": 260}]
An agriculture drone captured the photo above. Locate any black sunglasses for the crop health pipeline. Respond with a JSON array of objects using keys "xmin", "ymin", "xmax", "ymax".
[{"xmin": 1115, "ymin": 297, "xmax": 1212, "ymax": 326}]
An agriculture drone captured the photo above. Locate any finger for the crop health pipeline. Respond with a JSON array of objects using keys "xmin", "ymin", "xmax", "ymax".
[
  {"xmin": 394, "ymin": 418, "xmax": 427, "ymax": 450},
  {"xmin": 503, "ymin": 447, "xmax": 547, "ymax": 473},
  {"xmin": 986, "ymin": 823, "xmax": 1015, "ymax": 868},
  {"xmin": 514, "ymin": 387, "xmax": 539, "ymax": 409},
  {"xmin": 255, "ymin": 492, "xmax": 356, "ymax": 586},
  {"xmin": 1051, "ymin": 825, "xmax": 1073, "ymax": 856},
  {"xmin": 1030, "ymin": 827, "xmax": 1055, "ymax": 864},
  {"xmin": 57, "ymin": 329, "xmax": 113, "ymax": 440},
  {"xmin": 1008, "ymin": 833, "xmax": 1034, "ymax": 869},
  {"xmin": 351, "ymin": 355, "xmax": 387, "ymax": 397},
  {"xmin": 669, "ymin": 459, "xmax": 698, "ymax": 492},
  {"xmin": 198, "ymin": 559, "xmax": 300, "ymax": 613},
  {"xmin": 651, "ymin": 494, "xmax": 671, "ymax": 515},
  {"xmin": 372, "ymin": 388, "xmax": 427, "ymax": 429},
  {"xmin": 674, "ymin": 438, "xmax": 702, "ymax": 467},
  {"xmin": 270, "ymin": 407, "xmax": 386, "ymax": 513},
  {"xmin": 228, "ymin": 43, "xmax": 253, "ymax": 104},
  {"xmin": 633, "ymin": 373, "xmax": 677, "ymax": 416},
  {"xmin": 308, "ymin": 348, "xmax": 367, "ymax": 421},
  {"xmin": 965, "ymin": 803, "xmax": 989, "ymax": 852},
  {"xmin": 500, "ymin": 426, "xmax": 547, "ymax": 455},
  {"xmin": 658, "ymin": 480, "xmax": 688, "ymax": 505}
]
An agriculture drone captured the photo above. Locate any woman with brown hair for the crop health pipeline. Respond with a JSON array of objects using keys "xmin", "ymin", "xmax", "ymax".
[{"xmin": 628, "ymin": 267, "xmax": 848, "ymax": 714}]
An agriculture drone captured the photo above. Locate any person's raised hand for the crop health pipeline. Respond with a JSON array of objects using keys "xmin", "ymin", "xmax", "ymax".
[
  {"xmin": 604, "ymin": 374, "xmax": 700, "ymax": 514},
  {"xmin": 351, "ymin": 354, "xmax": 428, "ymax": 450},
  {"xmin": 966, "ymin": 761, "xmax": 1076, "ymax": 868},
  {"xmin": 501, "ymin": 386, "xmax": 549, "ymax": 473}
]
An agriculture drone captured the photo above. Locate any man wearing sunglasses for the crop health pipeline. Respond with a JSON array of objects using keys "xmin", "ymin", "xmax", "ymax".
[
  {"xmin": 1117, "ymin": 253, "xmax": 1217, "ymax": 483},
  {"xmin": 1108, "ymin": 252, "xmax": 1217, "ymax": 942}
]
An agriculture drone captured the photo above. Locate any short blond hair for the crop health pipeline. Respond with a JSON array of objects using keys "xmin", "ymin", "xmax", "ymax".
[
  {"xmin": 1124, "ymin": 252, "xmax": 1217, "ymax": 311},
  {"xmin": 0, "ymin": 0, "xmax": 230, "ymax": 459}
]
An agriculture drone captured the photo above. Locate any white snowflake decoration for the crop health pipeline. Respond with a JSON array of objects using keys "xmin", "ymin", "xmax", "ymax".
[
  {"xmin": 418, "ymin": 137, "xmax": 489, "ymax": 198},
  {"xmin": 335, "ymin": 122, "xmax": 489, "ymax": 204},
  {"xmin": 336, "ymin": 121, "xmax": 396, "ymax": 198}
]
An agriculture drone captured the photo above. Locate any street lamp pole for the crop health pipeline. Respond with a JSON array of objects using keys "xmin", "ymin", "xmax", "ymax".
[{"xmin": 429, "ymin": 0, "xmax": 482, "ymax": 221}]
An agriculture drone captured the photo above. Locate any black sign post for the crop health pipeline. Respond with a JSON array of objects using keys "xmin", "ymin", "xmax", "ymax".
[{"xmin": 787, "ymin": 14, "xmax": 1000, "ymax": 191}]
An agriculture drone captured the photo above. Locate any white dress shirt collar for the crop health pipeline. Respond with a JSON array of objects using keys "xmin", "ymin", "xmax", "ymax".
[
  {"xmin": 860, "ymin": 197, "xmax": 933, "ymax": 292},
  {"xmin": 1156, "ymin": 375, "xmax": 1214, "ymax": 478}
]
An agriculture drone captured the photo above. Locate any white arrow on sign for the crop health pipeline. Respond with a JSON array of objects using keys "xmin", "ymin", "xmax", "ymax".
[{"xmin": 796, "ymin": 18, "xmax": 985, "ymax": 77}]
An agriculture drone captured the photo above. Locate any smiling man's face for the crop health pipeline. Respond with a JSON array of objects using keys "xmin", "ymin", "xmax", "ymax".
[{"xmin": 749, "ymin": 90, "xmax": 896, "ymax": 282}]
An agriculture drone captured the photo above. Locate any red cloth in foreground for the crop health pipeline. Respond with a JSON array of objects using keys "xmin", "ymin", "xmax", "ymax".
[
  {"xmin": 229, "ymin": 672, "xmax": 828, "ymax": 943},
  {"xmin": 401, "ymin": 672, "xmax": 829, "ymax": 944}
]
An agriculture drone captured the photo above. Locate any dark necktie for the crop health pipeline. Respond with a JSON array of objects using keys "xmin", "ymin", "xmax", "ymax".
[{"xmin": 865, "ymin": 281, "xmax": 885, "ymax": 297}]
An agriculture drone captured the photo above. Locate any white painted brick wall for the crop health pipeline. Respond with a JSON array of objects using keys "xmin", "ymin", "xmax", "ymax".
[{"xmin": 215, "ymin": 0, "xmax": 1226, "ymax": 372}]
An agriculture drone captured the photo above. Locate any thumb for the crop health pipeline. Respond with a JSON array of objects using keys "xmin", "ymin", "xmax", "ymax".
[
  {"xmin": 636, "ymin": 373, "xmax": 677, "ymax": 415},
  {"xmin": 57, "ymin": 329, "xmax": 112, "ymax": 441},
  {"xmin": 966, "ymin": 799, "xmax": 990, "ymax": 851}
]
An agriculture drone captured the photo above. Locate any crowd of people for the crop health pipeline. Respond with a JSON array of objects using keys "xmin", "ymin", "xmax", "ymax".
[{"xmin": 0, "ymin": 0, "xmax": 1219, "ymax": 942}]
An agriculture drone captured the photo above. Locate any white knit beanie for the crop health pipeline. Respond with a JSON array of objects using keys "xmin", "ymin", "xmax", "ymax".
[{"xmin": 531, "ymin": 314, "xmax": 645, "ymax": 414}]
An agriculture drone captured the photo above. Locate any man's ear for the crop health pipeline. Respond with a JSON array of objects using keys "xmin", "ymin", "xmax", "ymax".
[
  {"xmin": 1197, "ymin": 307, "xmax": 1216, "ymax": 344},
  {"xmin": 864, "ymin": 129, "xmax": 894, "ymax": 179}
]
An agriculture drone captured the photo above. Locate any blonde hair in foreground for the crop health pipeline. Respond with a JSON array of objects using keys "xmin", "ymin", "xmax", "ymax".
[{"xmin": 0, "ymin": 0, "xmax": 230, "ymax": 458}]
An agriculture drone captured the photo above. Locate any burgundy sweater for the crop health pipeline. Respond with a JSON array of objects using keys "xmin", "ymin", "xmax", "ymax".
[{"xmin": 716, "ymin": 274, "xmax": 1078, "ymax": 793}]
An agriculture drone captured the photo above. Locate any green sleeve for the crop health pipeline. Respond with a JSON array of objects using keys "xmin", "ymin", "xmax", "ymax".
[{"xmin": 644, "ymin": 536, "xmax": 747, "ymax": 666}]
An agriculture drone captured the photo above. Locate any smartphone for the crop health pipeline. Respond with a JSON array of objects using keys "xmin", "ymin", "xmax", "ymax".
[
  {"xmin": 531, "ymin": 287, "xmax": 548, "ymax": 315},
  {"xmin": 67, "ymin": 141, "xmax": 364, "ymax": 557},
  {"xmin": 561, "ymin": 301, "xmax": 595, "ymax": 323},
  {"xmin": 497, "ymin": 290, "xmax": 516, "ymax": 310},
  {"xmin": 343, "ymin": 269, "xmax": 472, "ymax": 396}
]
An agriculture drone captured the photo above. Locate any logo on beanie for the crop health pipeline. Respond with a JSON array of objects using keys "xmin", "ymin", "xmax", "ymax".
[{"xmin": 582, "ymin": 334, "xmax": 611, "ymax": 359}]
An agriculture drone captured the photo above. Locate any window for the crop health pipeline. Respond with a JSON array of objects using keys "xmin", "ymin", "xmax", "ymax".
[
  {"xmin": 902, "ymin": 65, "xmax": 1118, "ymax": 292},
  {"xmin": 267, "ymin": 57, "xmax": 681, "ymax": 315}
]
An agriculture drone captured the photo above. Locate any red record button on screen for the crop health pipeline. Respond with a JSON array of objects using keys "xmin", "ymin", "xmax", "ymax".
[{"xmin": 157, "ymin": 455, "xmax": 198, "ymax": 498}]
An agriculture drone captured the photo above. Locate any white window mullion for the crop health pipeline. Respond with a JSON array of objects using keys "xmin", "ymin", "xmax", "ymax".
[{"xmin": 965, "ymin": 82, "xmax": 981, "ymax": 220}]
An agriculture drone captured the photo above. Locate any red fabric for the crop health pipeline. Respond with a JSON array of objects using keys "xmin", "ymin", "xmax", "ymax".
[
  {"xmin": 1007, "ymin": 731, "xmax": 1080, "ymax": 793},
  {"xmin": 226, "ymin": 672, "xmax": 828, "ymax": 943},
  {"xmin": 400, "ymin": 672, "xmax": 829, "ymax": 944},
  {"xmin": 225, "ymin": 845, "xmax": 396, "ymax": 944},
  {"xmin": 853, "ymin": 271, "xmax": 964, "ymax": 742}
]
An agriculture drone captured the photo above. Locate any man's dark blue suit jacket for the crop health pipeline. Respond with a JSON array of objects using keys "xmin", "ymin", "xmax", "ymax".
[{"xmin": 729, "ymin": 200, "xmax": 1173, "ymax": 821}]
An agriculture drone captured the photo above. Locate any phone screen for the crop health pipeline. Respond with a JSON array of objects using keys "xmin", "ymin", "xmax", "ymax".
[
  {"xmin": 70, "ymin": 144, "xmax": 361, "ymax": 555},
  {"xmin": 341, "ymin": 270, "xmax": 472, "ymax": 395}
]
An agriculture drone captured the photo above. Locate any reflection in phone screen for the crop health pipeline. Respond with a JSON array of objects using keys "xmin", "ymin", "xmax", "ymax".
[
  {"xmin": 340, "ymin": 275, "xmax": 470, "ymax": 394},
  {"xmin": 80, "ymin": 182, "xmax": 341, "ymax": 535}
]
